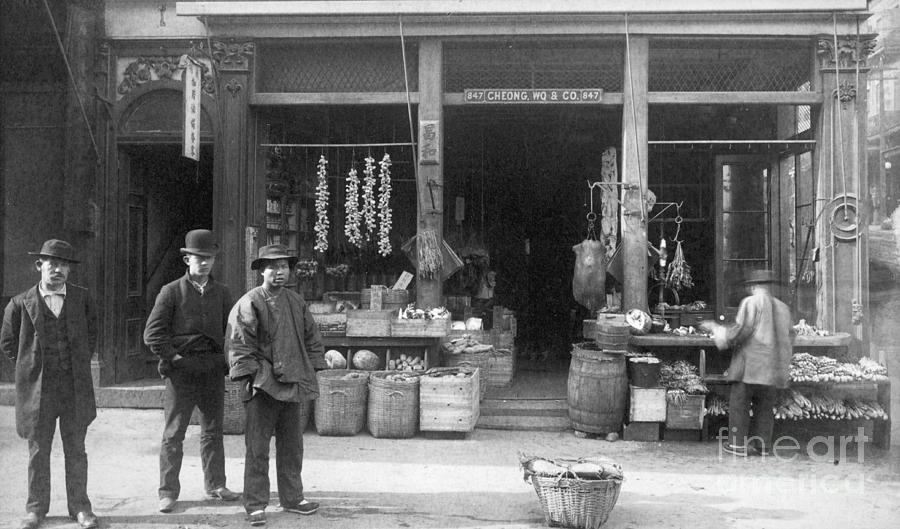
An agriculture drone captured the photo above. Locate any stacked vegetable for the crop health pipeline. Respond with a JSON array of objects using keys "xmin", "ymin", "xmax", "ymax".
[
  {"xmin": 388, "ymin": 353, "xmax": 425, "ymax": 371},
  {"xmin": 659, "ymin": 360, "xmax": 708, "ymax": 395},
  {"xmin": 382, "ymin": 372, "xmax": 420, "ymax": 383},
  {"xmin": 519, "ymin": 454, "xmax": 624, "ymax": 482},
  {"xmin": 792, "ymin": 319, "xmax": 831, "ymax": 337},
  {"xmin": 397, "ymin": 304, "xmax": 450, "ymax": 320},
  {"xmin": 774, "ymin": 388, "xmax": 888, "ymax": 421},
  {"xmin": 442, "ymin": 335, "xmax": 494, "ymax": 356},
  {"xmin": 790, "ymin": 353, "xmax": 889, "ymax": 383}
]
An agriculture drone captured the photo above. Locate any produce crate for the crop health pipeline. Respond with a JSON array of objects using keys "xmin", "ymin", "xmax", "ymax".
[
  {"xmin": 629, "ymin": 386, "xmax": 667, "ymax": 423},
  {"xmin": 391, "ymin": 317, "xmax": 451, "ymax": 337},
  {"xmin": 361, "ymin": 287, "xmax": 409, "ymax": 310},
  {"xmin": 346, "ymin": 309, "xmax": 393, "ymax": 337},
  {"xmin": 488, "ymin": 348, "xmax": 515, "ymax": 388},
  {"xmin": 623, "ymin": 421, "xmax": 661, "ymax": 442},
  {"xmin": 441, "ymin": 350, "xmax": 490, "ymax": 399},
  {"xmin": 419, "ymin": 367, "xmax": 480, "ymax": 432},
  {"xmin": 665, "ymin": 394, "xmax": 706, "ymax": 430}
]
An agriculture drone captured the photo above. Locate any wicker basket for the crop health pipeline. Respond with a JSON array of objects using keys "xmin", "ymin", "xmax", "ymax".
[
  {"xmin": 441, "ymin": 351, "xmax": 490, "ymax": 399},
  {"xmin": 529, "ymin": 473, "xmax": 622, "ymax": 529},
  {"xmin": 314, "ymin": 370, "xmax": 369, "ymax": 436},
  {"xmin": 223, "ymin": 377, "xmax": 246, "ymax": 435},
  {"xmin": 367, "ymin": 371, "xmax": 420, "ymax": 438}
]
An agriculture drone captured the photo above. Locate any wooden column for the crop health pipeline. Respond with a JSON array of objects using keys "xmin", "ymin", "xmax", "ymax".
[
  {"xmin": 416, "ymin": 40, "xmax": 444, "ymax": 308},
  {"xmin": 212, "ymin": 40, "xmax": 255, "ymax": 294},
  {"xmin": 621, "ymin": 37, "xmax": 650, "ymax": 312},
  {"xmin": 814, "ymin": 36, "xmax": 873, "ymax": 346}
]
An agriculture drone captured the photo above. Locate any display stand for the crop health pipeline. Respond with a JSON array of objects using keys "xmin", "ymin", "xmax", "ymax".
[{"xmin": 319, "ymin": 335, "xmax": 442, "ymax": 372}]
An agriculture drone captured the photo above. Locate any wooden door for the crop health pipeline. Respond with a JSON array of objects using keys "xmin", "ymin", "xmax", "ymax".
[
  {"xmin": 115, "ymin": 149, "xmax": 155, "ymax": 382},
  {"xmin": 715, "ymin": 155, "xmax": 774, "ymax": 315}
]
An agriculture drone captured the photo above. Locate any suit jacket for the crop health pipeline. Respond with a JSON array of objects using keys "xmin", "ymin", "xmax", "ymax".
[
  {"xmin": 0, "ymin": 283, "xmax": 98, "ymax": 439},
  {"xmin": 722, "ymin": 289, "xmax": 794, "ymax": 388}
]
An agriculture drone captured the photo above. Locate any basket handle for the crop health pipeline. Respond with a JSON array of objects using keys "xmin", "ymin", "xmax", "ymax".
[
  {"xmin": 387, "ymin": 391, "xmax": 405, "ymax": 398},
  {"xmin": 329, "ymin": 390, "xmax": 348, "ymax": 397}
]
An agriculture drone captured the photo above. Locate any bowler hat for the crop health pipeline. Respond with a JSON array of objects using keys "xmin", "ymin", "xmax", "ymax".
[
  {"xmin": 744, "ymin": 269, "xmax": 779, "ymax": 285},
  {"xmin": 251, "ymin": 244, "xmax": 299, "ymax": 270},
  {"xmin": 28, "ymin": 239, "xmax": 79, "ymax": 263},
  {"xmin": 180, "ymin": 229, "xmax": 220, "ymax": 257}
]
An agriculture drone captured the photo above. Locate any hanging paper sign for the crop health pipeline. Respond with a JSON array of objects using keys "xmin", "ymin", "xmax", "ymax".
[
  {"xmin": 181, "ymin": 55, "xmax": 202, "ymax": 161},
  {"xmin": 464, "ymin": 88, "xmax": 603, "ymax": 104},
  {"xmin": 418, "ymin": 120, "xmax": 441, "ymax": 165}
]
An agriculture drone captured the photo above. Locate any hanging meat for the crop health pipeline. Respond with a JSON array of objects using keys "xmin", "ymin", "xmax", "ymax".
[{"xmin": 572, "ymin": 239, "xmax": 607, "ymax": 312}]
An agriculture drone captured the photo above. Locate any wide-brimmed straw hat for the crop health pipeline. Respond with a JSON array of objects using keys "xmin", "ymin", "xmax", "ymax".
[
  {"xmin": 744, "ymin": 269, "xmax": 779, "ymax": 285},
  {"xmin": 251, "ymin": 244, "xmax": 298, "ymax": 270},
  {"xmin": 180, "ymin": 229, "xmax": 220, "ymax": 257},
  {"xmin": 28, "ymin": 239, "xmax": 79, "ymax": 263}
]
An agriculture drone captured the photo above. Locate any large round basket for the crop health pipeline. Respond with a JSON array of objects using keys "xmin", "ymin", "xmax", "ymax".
[
  {"xmin": 315, "ymin": 370, "xmax": 369, "ymax": 436},
  {"xmin": 441, "ymin": 351, "xmax": 490, "ymax": 399},
  {"xmin": 223, "ymin": 377, "xmax": 246, "ymax": 435},
  {"xmin": 367, "ymin": 372, "xmax": 420, "ymax": 438},
  {"xmin": 529, "ymin": 474, "xmax": 622, "ymax": 529}
]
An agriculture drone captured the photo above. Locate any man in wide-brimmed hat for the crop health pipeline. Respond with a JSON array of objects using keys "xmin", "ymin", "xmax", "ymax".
[
  {"xmin": 0, "ymin": 240, "xmax": 99, "ymax": 529},
  {"xmin": 226, "ymin": 244, "xmax": 322, "ymax": 526},
  {"xmin": 703, "ymin": 269, "xmax": 793, "ymax": 457},
  {"xmin": 144, "ymin": 229, "xmax": 240, "ymax": 513}
]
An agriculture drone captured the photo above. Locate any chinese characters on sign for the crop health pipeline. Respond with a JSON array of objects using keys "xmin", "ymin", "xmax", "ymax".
[
  {"xmin": 464, "ymin": 88, "xmax": 603, "ymax": 104},
  {"xmin": 181, "ymin": 55, "xmax": 202, "ymax": 161},
  {"xmin": 418, "ymin": 120, "xmax": 441, "ymax": 165}
]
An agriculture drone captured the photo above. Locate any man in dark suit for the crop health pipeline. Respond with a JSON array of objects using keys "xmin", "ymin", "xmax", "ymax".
[
  {"xmin": 1, "ymin": 239, "xmax": 99, "ymax": 529},
  {"xmin": 143, "ymin": 229, "xmax": 239, "ymax": 513}
]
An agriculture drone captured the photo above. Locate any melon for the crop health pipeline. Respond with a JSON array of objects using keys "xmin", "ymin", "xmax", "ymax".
[
  {"xmin": 352, "ymin": 349, "xmax": 380, "ymax": 371},
  {"xmin": 324, "ymin": 349, "xmax": 346, "ymax": 369}
]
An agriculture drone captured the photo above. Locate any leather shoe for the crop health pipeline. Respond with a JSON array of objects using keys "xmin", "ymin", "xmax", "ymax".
[
  {"xmin": 19, "ymin": 512, "xmax": 41, "ymax": 529},
  {"xmin": 207, "ymin": 486, "xmax": 241, "ymax": 501},
  {"xmin": 75, "ymin": 511, "xmax": 98, "ymax": 529},
  {"xmin": 159, "ymin": 497, "xmax": 177, "ymax": 513}
]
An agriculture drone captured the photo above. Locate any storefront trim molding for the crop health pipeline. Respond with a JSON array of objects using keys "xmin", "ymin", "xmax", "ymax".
[
  {"xmin": 252, "ymin": 92, "xmax": 420, "ymax": 105},
  {"xmin": 647, "ymin": 92, "xmax": 823, "ymax": 105},
  {"xmin": 177, "ymin": 1, "xmax": 868, "ymax": 17}
]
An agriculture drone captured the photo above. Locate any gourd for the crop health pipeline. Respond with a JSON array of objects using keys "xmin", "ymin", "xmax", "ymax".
[
  {"xmin": 352, "ymin": 349, "xmax": 380, "ymax": 371},
  {"xmin": 324, "ymin": 349, "xmax": 346, "ymax": 369}
]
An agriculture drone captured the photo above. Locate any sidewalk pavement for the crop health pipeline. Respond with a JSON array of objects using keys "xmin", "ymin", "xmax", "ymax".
[{"xmin": 1, "ymin": 406, "xmax": 899, "ymax": 529}]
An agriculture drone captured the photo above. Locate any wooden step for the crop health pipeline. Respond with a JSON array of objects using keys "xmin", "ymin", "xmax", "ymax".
[{"xmin": 477, "ymin": 397, "xmax": 570, "ymax": 431}]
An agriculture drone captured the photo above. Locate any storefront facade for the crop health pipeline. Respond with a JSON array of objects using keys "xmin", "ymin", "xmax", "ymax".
[{"xmin": 79, "ymin": 1, "xmax": 875, "ymax": 383}]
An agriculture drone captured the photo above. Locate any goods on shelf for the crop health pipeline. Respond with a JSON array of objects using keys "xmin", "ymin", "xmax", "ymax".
[
  {"xmin": 706, "ymin": 394, "xmax": 728, "ymax": 417},
  {"xmin": 352, "ymin": 349, "xmax": 380, "ymax": 370},
  {"xmin": 774, "ymin": 388, "xmax": 888, "ymax": 421},
  {"xmin": 388, "ymin": 353, "xmax": 425, "ymax": 371},
  {"xmin": 659, "ymin": 360, "xmax": 708, "ymax": 395},
  {"xmin": 324, "ymin": 349, "xmax": 347, "ymax": 369},
  {"xmin": 624, "ymin": 309, "xmax": 652, "ymax": 335},
  {"xmin": 792, "ymin": 319, "xmax": 831, "ymax": 337},
  {"xmin": 790, "ymin": 353, "xmax": 889, "ymax": 383},
  {"xmin": 392, "ymin": 305, "xmax": 452, "ymax": 337}
]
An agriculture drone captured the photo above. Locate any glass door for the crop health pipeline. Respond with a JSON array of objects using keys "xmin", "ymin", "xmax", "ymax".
[{"xmin": 715, "ymin": 155, "xmax": 773, "ymax": 314}]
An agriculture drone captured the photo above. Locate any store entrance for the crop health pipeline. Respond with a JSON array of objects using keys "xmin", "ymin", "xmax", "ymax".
[
  {"xmin": 444, "ymin": 105, "xmax": 623, "ymax": 382},
  {"xmin": 113, "ymin": 144, "xmax": 214, "ymax": 383}
]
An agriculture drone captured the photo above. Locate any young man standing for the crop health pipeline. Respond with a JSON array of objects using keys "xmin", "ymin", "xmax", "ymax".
[
  {"xmin": 227, "ymin": 244, "xmax": 322, "ymax": 526},
  {"xmin": 0, "ymin": 239, "xmax": 99, "ymax": 529},
  {"xmin": 143, "ymin": 229, "xmax": 239, "ymax": 513}
]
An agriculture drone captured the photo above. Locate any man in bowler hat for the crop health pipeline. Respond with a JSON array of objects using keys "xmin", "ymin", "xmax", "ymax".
[
  {"xmin": 704, "ymin": 269, "xmax": 793, "ymax": 457},
  {"xmin": 1, "ymin": 240, "xmax": 99, "ymax": 529},
  {"xmin": 143, "ymin": 229, "xmax": 240, "ymax": 513},
  {"xmin": 226, "ymin": 244, "xmax": 322, "ymax": 526}
]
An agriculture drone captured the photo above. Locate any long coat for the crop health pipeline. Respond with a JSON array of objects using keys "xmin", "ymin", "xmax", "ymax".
[
  {"xmin": 721, "ymin": 289, "xmax": 794, "ymax": 389},
  {"xmin": 0, "ymin": 283, "xmax": 98, "ymax": 439}
]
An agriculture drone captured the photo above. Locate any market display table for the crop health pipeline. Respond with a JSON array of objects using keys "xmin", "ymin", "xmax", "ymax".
[
  {"xmin": 627, "ymin": 332, "xmax": 891, "ymax": 448},
  {"xmin": 319, "ymin": 335, "xmax": 443, "ymax": 371}
]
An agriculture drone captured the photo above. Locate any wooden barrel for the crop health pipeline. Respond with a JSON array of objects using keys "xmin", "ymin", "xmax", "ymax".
[
  {"xmin": 595, "ymin": 318, "xmax": 630, "ymax": 353},
  {"xmin": 567, "ymin": 342, "xmax": 627, "ymax": 434}
]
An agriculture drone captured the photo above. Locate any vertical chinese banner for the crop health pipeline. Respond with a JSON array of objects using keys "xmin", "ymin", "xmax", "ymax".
[{"xmin": 181, "ymin": 55, "xmax": 202, "ymax": 161}]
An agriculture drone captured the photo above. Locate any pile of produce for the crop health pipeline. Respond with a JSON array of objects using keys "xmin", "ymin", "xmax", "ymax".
[
  {"xmin": 519, "ymin": 454, "xmax": 624, "ymax": 482},
  {"xmin": 388, "ymin": 353, "xmax": 425, "ymax": 371},
  {"xmin": 706, "ymin": 394, "xmax": 729, "ymax": 417},
  {"xmin": 624, "ymin": 308, "xmax": 651, "ymax": 334},
  {"xmin": 790, "ymin": 353, "xmax": 889, "ymax": 383},
  {"xmin": 382, "ymin": 372, "xmax": 420, "ymax": 383},
  {"xmin": 398, "ymin": 304, "xmax": 450, "ymax": 320},
  {"xmin": 659, "ymin": 360, "xmax": 708, "ymax": 395},
  {"xmin": 423, "ymin": 366, "xmax": 476, "ymax": 378},
  {"xmin": 340, "ymin": 371, "xmax": 367, "ymax": 381},
  {"xmin": 792, "ymin": 319, "xmax": 831, "ymax": 337},
  {"xmin": 774, "ymin": 388, "xmax": 888, "ymax": 421},
  {"xmin": 442, "ymin": 335, "xmax": 494, "ymax": 355}
]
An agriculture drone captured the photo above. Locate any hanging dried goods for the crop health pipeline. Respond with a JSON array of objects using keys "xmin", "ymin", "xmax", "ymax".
[
  {"xmin": 314, "ymin": 155, "xmax": 330, "ymax": 253},
  {"xmin": 361, "ymin": 155, "xmax": 378, "ymax": 239},
  {"xmin": 665, "ymin": 240, "xmax": 693, "ymax": 291},
  {"xmin": 377, "ymin": 153, "xmax": 393, "ymax": 256},
  {"xmin": 344, "ymin": 167, "xmax": 363, "ymax": 247}
]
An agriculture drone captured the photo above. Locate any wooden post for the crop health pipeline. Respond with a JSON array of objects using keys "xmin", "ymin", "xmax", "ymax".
[
  {"xmin": 814, "ymin": 35, "xmax": 873, "ymax": 345},
  {"xmin": 416, "ymin": 40, "xmax": 444, "ymax": 309},
  {"xmin": 621, "ymin": 37, "xmax": 650, "ymax": 312},
  {"xmin": 212, "ymin": 40, "xmax": 255, "ymax": 295}
]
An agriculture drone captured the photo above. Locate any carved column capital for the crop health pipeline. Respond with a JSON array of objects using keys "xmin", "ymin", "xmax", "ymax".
[
  {"xmin": 817, "ymin": 36, "xmax": 876, "ymax": 70},
  {"xmin": 211, "ymin": 40, "xmax": 255, "ymax": 71}
]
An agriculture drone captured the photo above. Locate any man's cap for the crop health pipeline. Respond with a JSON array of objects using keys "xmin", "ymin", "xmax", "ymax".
[
  {"xmin": 28, "ymin": 239, "xmax": 79, "ymax": 263},
  {"xmin": 744, "ymin": 269, "xmax": 779, "ymax": 285},
  {"xmin": 180, "ymin": 229, "xmax": 220, "ymax": 257},
  {"xmin": 251, "ymin": 244, "xmax": 299, "ymax": 270}
]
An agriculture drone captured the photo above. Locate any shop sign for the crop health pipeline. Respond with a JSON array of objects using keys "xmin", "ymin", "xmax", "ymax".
[
  {"xmin": 181, "ymin": 55, "xmax": 202, "ymax": 161},
  {"xmin": 419, "ymin": 120, "xmax": 441, "ymax": 165},
  {"xmin": 464, "ymin": 88, "xmax": 603, "ymax": 104}
]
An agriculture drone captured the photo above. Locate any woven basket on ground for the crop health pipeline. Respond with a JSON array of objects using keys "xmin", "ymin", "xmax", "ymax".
[
  {"xmin": 441, "ymin": 351, "xmax": 490, "ymax": 399},
  {"xmin": 314, "ymin": 370, "xmax": 369, "ymax": 436},
  {"xmin": 529, "ymin": 474, "xmax": 622, "ymax": 529},
  {"xmin": 223, "ymin": 377, "xmax": 246, "ymax": 434},
  {"xmin": 367, "ymin": 371, "xmax": 420, "ymax": 438}
]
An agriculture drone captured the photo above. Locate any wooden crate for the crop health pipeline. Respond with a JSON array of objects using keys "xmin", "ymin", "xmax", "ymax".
[
  {"xmin": 629, "ymin": 386, "xmax": 667, "ymax": 422},
  {"xmin": 391, "ymin": 317, "xmax": 451, "ymax": 337},
  {"xmin": 419, "ymin": 368, "xmax": 480, "ymax": 432},
  {"xmin": 623, "ymin": 421, "xmax": 661, "ymax": 441},
  {"xmin": 665, "ymin": 394, "xmax": 706, "ymax": 430},
  {"xmin": 346, "ymin": 309, "xmax": 393, "ymax": 337},
  {"xmin": 488, "ymin": 349, "xmax": 515, "ymax": 388}
]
